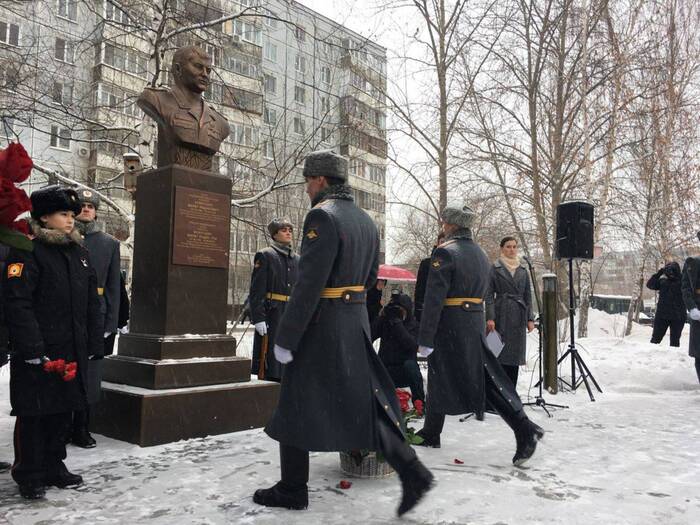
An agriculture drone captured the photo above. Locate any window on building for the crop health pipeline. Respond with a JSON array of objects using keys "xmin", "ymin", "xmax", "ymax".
[
  {"xmin": 0, "ymin": 21, "xmax": 20, "ymax": 46},
  {"xmin": 350, "ymin": 159, "xmax": 366, "ymax": 178},
  {"xmin": 369, "ymin": 164, "xmax": 386, "ymax": 185},
  {"xmin": 227, "ymin": 53, "xmax": 258, "ymax": 78},
  {"xmin": 294, "ymin": 85, "xmax": 305, "ymax": 105},
  {"xmin": 350, "ymin": 71, "xmax": 366, "ymax": 90},
  {"xmin": 52, "ymin": 81, "xmax": 73, "ymax": 105},
  {"xmin": 58, "ymin": 0, "xmax": 78, "ymax": 21},
  {"xmin": 321, "ymin": 66, "xmax": 331, "ymax": 85},
  {"xmin": 232, "ymin": 123, "xmax": 257, "ymax": 147},
  {"xmin": 321, "ymin": 127, "xmax": 331, "ymax": 144},
  {"xmin": 263, "ymin": 74, "xmax": 277, "ymax": 95},
  {"xmin": 263, "ymin": 106, "xmax": 277, "ymax": 126},
  {"xmin": 295, "ymin": 54, "xmax": 306, "ymax": 74},
  {"xmin": 322, "ymin": 39, "xmax": 333, "ymax": 56},
  {"xmin": 104, "ymin": 1, "xmax": 130, "ymax": 23},
  {"xmin": 293, "ymin": 117, "xmax": 305, "ymax": 135},
  {"xmin": 320, "ymin": 96, "xmax": 331, "ymax": 114},
  {"xmin": 263, "ymin": 9, "xmax": 278, "ymax": 28},
  {"xmin": 295, "ymin": 26, "xmax": 306, "ymax": 42},
  {"xmin": 0, "ymin": 62, "xmax": 19, "ymax": 91},
  {"xmin": 50, "ymin": 125, "xmax": 71, "ymax": 150},
  {"xmin": 55, "ymin": 37, "xmax": 74, "ymax": 64},
  {"xmin": 262, "ymin": 140, "xmax": 274, "ymax": 159},
  {"xmin": 263, "ymin": 41, "xmax": 277, "ymax": 62}
]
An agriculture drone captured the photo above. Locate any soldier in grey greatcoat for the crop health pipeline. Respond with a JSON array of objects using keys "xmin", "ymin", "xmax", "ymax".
[
  {"xmin": 69, "ymin": 189, "xmax": 121, "ymax": 448},
  {"xmin": 415, "ymin": 204, "xmax": 544, "ymax": 467},
  {"xmin": 249, "ymin": 218, "xmax": 299, "ymax": 381},
  {"xmin": 485, "ymin": 236, "xmax": 535, "ymax": 388},
  {"xmin": 681, "ymin": 253, "xmax": 700, "ymax": 382},
  {"xmin": 253, "ymin": 151, "xmax": 433, "ymax": 517}
]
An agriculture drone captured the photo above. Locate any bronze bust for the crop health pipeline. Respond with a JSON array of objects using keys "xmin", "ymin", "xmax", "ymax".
[{"xmin": 138, "ymin": 46, "xmax": 230, "ymax": 171}]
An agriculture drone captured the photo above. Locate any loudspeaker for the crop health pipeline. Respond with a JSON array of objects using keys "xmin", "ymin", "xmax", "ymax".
[{"xmin": 556, "ymin": 201, "xmax": 594, "ymax": 259}]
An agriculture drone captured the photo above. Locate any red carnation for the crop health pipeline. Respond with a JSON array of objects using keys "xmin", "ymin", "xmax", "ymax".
[
  {"xmin": 414, "ymin": 399, "xmax": 424, "ymax": 417},
  {"xmin": 63, "ymin": 369, "xmax": 77, "ymax": 382},
  {"xmin": 337, "ymin": 480, "xmax": 352, "ymax": 489},
  {"xmin": 0, "ymin": 177, "xmax": 31, "ymax": 227},
  {"xmin": 9, "ymin": 218, "xmax": 30, "ymax": 235},
  {"xmin": 0, "ymin": 142, "xmax": 34, "ymax": 183},
  {"xmin": 454, "ymin": 458, "xmax": 464, "ymax": 464}
]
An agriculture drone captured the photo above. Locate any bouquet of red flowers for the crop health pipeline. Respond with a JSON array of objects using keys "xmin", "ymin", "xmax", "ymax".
[
  {"xmin": 0, "ymin": 142, "xmax": 33, "ymax": 251},
  {"xmin": 396, "ymin": 389, "xmax": 424, "ymax": 446},
  {"xmin": 42, "ymin": 358, "xmax": 78, "ymax": 382}
]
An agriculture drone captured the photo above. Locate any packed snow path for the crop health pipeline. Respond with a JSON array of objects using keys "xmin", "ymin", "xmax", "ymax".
[{"xmin": 1, "ymin": 313, "xmax": 698, "ymax": 524}]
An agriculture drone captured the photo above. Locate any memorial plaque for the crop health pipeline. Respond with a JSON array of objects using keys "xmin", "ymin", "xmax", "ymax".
[{"xmin": 172, "ymin": 186, "xmax": 230, "ymax": 268}]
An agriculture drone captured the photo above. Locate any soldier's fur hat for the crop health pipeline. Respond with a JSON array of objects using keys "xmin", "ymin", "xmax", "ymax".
[
  {"xmin": 441, "ymin": 203, "xmax": 475, "ymax": 229},
  {"xmin": 30, "ymin": 185, "xmax": 82, "ymax": 220},
  {"xmin": 268, "ymin": 217, "xmax": 293, "ymax": 237},
  {"xmin": 78, "ymin": 188, "xmax": 101, "ymax": 210},
  {"xmin": 302, "ymin": 150, "xmax": 348, "ymax": 182}
]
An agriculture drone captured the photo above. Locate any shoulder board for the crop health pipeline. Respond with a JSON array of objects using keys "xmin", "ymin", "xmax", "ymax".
[{"xmin": 312, "ymin": 200, "xmax": 332, "ymax": 210}]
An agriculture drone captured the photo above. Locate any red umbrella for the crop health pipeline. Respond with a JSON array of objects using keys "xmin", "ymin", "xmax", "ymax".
[{"xmin": 377, "ymin": 264, "xmax": 416, "ymax": 282}]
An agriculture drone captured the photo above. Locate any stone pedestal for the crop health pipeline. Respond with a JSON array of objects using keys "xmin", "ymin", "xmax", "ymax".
[{"xmin": 92, "ymin": 165, "xmax": 279, "ymax": 446}]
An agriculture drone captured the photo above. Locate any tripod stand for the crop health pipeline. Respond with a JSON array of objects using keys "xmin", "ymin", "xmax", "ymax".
[
  {"xmin": 557, "ymin": 258, "xmax": 602, "ymax": 401},
  {"xmin": 523, "ymin": 258, "xmax": 568, "ymax": 416}
]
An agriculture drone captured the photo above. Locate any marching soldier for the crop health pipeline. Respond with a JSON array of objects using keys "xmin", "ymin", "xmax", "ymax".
[
  {"xmin": 415, "ymin": 204, "xmax": 544, "ymax": 467},
  {"xmin": 249, "ymin": 218, "xmax": 299, "ymax": 382},
  {"xmin": 681, "ymin": 252, "xmax": 700, "ymax": 382},
  {"xmin": 253, "ymin": 151, "xmax": 433, "ymax": 517}
]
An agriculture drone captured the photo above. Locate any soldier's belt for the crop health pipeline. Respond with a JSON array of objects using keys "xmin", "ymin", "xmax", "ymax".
[
  {"xmin": 320, "ymin": 285, "xmax": 366, "ymax": 304},
  {"xmin": 97, "ymin": 288, "xmax": 104, "ymax": 296},
  {"xmin": 443, "ymin": 297, "xmax": 483, "ymax": 311},
  {"xmin": 266, "ymin": 292, "xmax": 290, "ymax": 302}
]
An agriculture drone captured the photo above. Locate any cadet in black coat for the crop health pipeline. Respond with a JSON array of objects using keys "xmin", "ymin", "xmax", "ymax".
[
  {"xmin": 3, "ymin": 186, "xmax": 102, "ymax": 499},
  {"xmin": 647, "ymin": 262, "xmax": 686, "ymax": 347},
  {"xmin": 415, "ymin": 204, "xmax": 543, "ymax": 467},
  {"xmin": 681, "ymin": 255, "xmax": 700, "ymax": 382},
  {"xmin": 254, "ymin": 151, "xmax": 433, "ymax": 517},
  {"xmin": 249, "ymin": 218, "xmax": 299, "ymax": 381}
]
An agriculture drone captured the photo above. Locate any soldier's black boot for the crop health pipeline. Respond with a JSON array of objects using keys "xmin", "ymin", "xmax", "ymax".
[
  {"xmin": 513, "ymin": 420, "xmax": 545, "ymax": 467},
  {"xmin": 253, "ymin": 443, "xmax": 309, "ymax": 510},
  {"xmin": 397, "ymin": 459, "xmax": 434, "ymax": 516},
  {"xmin": 71, "ymin": 409, "xmax": 96, "ymax": 449},
  {"xmin": 415, "ymin": 409, "xmax": 444, "ymax": 448},
  {"xmin": 19, "ymin": 483, "xmax": 46, "ymax": 500},
  {"xmin": 414, "ymin": 429, "xmax": 441, "ymax": 448},
  {"xmin": 45, "ymin": 463, "xmax": 83, "ymax": 488}
]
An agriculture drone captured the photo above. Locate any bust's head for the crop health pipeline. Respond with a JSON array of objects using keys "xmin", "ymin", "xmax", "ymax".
[{"xmin": 171, "ymin": 46, "xmax": 212, "ymax": 95}]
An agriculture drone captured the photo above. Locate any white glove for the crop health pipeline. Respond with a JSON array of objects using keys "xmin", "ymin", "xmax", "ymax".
[
  {"xmin": 104, "ymin": 332, "xmax": 112, "ymax": 339},
  {"xmin": 25, "ymin": 358, "xmax": 41, "ymax": 365},
  {"xmin": 118, "ymin": 326, "xmax": 129, "ymax": 335},
  {"xmin": 690, "ymin": 308, "xmax": 700, "ymax": 321},
  {"xmin": 274, "ymin": 344, "xmax": 293, "ymax": 364},
  {"xmin": 418, "ymin": 346, "xmax": 434, "ymax": 358},
  {"xmin": 255, "ymin": 321, "xmax": 268, "ymax": 336}
]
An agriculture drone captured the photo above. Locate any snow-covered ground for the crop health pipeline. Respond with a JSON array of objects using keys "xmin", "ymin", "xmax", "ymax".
[{"xmin": 1, "ymin": 311, "xmax": 698, "ymax": 524}]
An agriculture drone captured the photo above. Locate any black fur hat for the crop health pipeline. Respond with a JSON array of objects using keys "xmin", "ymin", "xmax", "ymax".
[
  {"xmin": 30, "ymin": 185, "xmax": 82, "ymax": 220},
  {"xmin": 267, "ymin": 217, "xmax": 293, "ymax": 237},
  {"xmin": 302, "ymin": 150, "xmax": 348, "ymax": 182}
]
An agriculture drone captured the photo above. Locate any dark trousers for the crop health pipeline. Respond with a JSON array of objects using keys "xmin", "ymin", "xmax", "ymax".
[
  {"xmin": 422, "ymin": 369, "xmax": 526, "ymax": 439},
  {"xmin": 651, "ymin": 318, "xmax": 685, "ymax": 347},
  {"xmin": 12, "ymin": 413, "xmax": 70, "ymax": 486},
  {"xmin": 386, "ymin": 360, "xmax": 425, "ymax": 402},
  {"xmin": 695, "ymin": 357, "xmax": 700, "ymax": 384},
  {"xmin": 278, "ymin": 405, "xmax": 418, "ymax": 492},
  {"xmin": 501, "ymin": 364, "xmax": 519, "ymax": 389}
]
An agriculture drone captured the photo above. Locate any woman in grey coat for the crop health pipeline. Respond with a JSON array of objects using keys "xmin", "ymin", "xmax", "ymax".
[{"xmin": 485, "ymin": 236, "xmax": 534, "ymax": 388}]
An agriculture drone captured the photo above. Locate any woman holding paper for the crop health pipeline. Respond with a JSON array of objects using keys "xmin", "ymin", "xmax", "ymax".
[{"xmin": 485, "ymin": 236, "xmax": 535, "ymax": 388}]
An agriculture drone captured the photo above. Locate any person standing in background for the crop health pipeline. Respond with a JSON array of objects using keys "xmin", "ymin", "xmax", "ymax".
[{"xmin": 647, "ymin": 262, "xmax": 686, "ymax": 347}]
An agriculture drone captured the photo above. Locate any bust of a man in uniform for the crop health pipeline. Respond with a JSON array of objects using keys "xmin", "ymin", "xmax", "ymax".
[{"xmin": 137, "ymin": 45, "xmax": 230, "ymax": 171}]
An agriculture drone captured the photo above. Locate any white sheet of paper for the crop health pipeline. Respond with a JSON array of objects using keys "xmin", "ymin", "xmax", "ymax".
[{"xmin": 486, "ymin": 330, "xmax": 505, "ymax": 358}]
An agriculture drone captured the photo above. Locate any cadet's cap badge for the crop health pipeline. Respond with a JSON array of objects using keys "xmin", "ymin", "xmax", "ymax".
[
  {"xmin": 432, "ymin": 259, "xmax": 441, "ymax": 269},
  {"xmin": 306, "ymin": 229, "xmax": 318, "ymax": 240},
  {"xmin": 254, "ymin": 260, "xmax": 261, "ymax": 269},
  {"xmin": 7, "ymin": 263, "xmax": 23, "ymax": 278}
]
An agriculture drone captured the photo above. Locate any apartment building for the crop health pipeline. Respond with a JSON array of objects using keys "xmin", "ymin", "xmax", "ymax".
[{"xmin": 0, "ymin": 0, "xmax": 388, "ymax": 309}]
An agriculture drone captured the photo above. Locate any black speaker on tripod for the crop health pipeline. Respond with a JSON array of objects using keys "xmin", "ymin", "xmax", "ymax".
[{"xmin": 556, "ymin": 201, "xmax": 594, "ymax": 260}]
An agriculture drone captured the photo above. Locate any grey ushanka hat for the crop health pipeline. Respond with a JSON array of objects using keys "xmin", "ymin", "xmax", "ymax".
[
  {"xmin": 302, "ymin": 150, "xmax": 348, "ymax": 182},
  {"xmin": 441, "ymin": 203, "xmax": 475, "ymax": 229}
]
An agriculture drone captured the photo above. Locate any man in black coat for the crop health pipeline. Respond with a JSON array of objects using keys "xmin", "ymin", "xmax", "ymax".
[
  {"xmin": 3, "ymin": 185, "xmax": 102, "ymax": 499},
  {"xmin": 253, "ymin": 151, "xmax": 433, "ymax": 517},
  {"xmin": 366, "ymin": 278, "xmax": 386, "ymax": 324},
  {"xmin": 249, "ymin": 217, "xmax": 299, "ymax": 381},
  {"xmin": 415, "ymin": 203, "xmax": 543, "ymax": 467},
  {"xmin": 681, "ymin": 254, "xmax": 700, "ymax": 382},
  {"xmin": 414, "ymin": 233, "xmax": 444, "ymax": 322},
  {"xmin": 69, "ymin": 189, "xmax": 121, "ymax": 448},
  {"xmin": 372, "ymin": 291, "xmax": 424, "ymax": 410},
  {"xmin": 647, "ymin": 261, "xmax": 686, "ymax": 347}
]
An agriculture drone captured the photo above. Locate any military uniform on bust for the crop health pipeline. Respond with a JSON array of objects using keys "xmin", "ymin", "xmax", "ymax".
[
  {"xmin": 415, "ymin": 204, "xmax": 544, "ymax": 467},
  {"xmin": 253, "ymin": 151, "xmax": 434, "ymax": 517},
  {"xmin": 249, "ymin": 218, "xmax": 299, "ymax": 382}
]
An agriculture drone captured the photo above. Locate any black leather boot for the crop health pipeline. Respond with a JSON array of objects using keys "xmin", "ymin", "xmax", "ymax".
[
  {"xmin": 414, "ymin": 429, "xmax": 441, "ymax": 448},
  {"xmin": 45, "ymin": 463, "xmax": 83, "ymax": 488},
  {"xmin": 513, "ymin": 420, "xmax": 545, "ymax": 467},
  {"xmin": 397, "ymin": 459, "xmax": 435, "ymax": 516},
  {"xmin": 253, "ymin": 482, "xmax": 308, "ymax": 510},
  {"xmin": 71, "ymin": 409, "xmax": 96, "ymax": 449},
  {"xmin": 19, "ymin": 483, "xmax": 46, "ymax": 500}
]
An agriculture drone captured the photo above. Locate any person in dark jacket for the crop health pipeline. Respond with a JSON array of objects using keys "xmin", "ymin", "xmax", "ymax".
[
  {"xmin": 3, "ymin": 185, "xmax": 102, "ymax": 499},
  {"xmin": 372, "ymin": 291, "xmax": 424, "ymax": 411},
  {"xmin": 0, "ymin": 242, "xmax": 12, "ymax": 473},
  {"xmin": 366, "ymin": 278, "xmax": 386, "ymax": 324},
  {"xmin": 249, "ymin": 218, "xmax": 299, "ymax": 382},
  {"xmin": 681, "ymin": 254, "xmax": 700, "ymax": 382},
  {"xmin": 414, "ymin": 233, "xmax": 445, "ymax": 322},
  {"xmin": 68, "ymin": 189, "xmax": 121, "ymax": 448},
  {"xmin": 647, "ymin": 262, "xmax": 686, "ymax": 347},
  {"xmin": 254, "ymin": 151, "xmax": 433, "ymax": 517},
  {"xmin": 485, "ymin": 236, "xmax": 535, "ymax": 388},
  {"xmin": 415, "ymin": 203, "xmax": 544, "ymax": 467}
]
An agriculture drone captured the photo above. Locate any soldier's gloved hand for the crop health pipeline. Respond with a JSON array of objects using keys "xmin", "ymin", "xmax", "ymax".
[
  {"xmin": 254, "ymin": 321, "xmax": 268, "ymax": 336},
  {"xmin": 690, "ymin": 308, "xmax": 700, "ymax": 321},
  {"xmin": 274, "ymin": 344, "xmax": 293, "ymax": 364},
  {"xmin": 418, "ymin": 346, "xmax": 434, "ymax": 358},
  {"xmin": 24, "ymin": 358, "xmax": 42, "ymax": 365}
]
